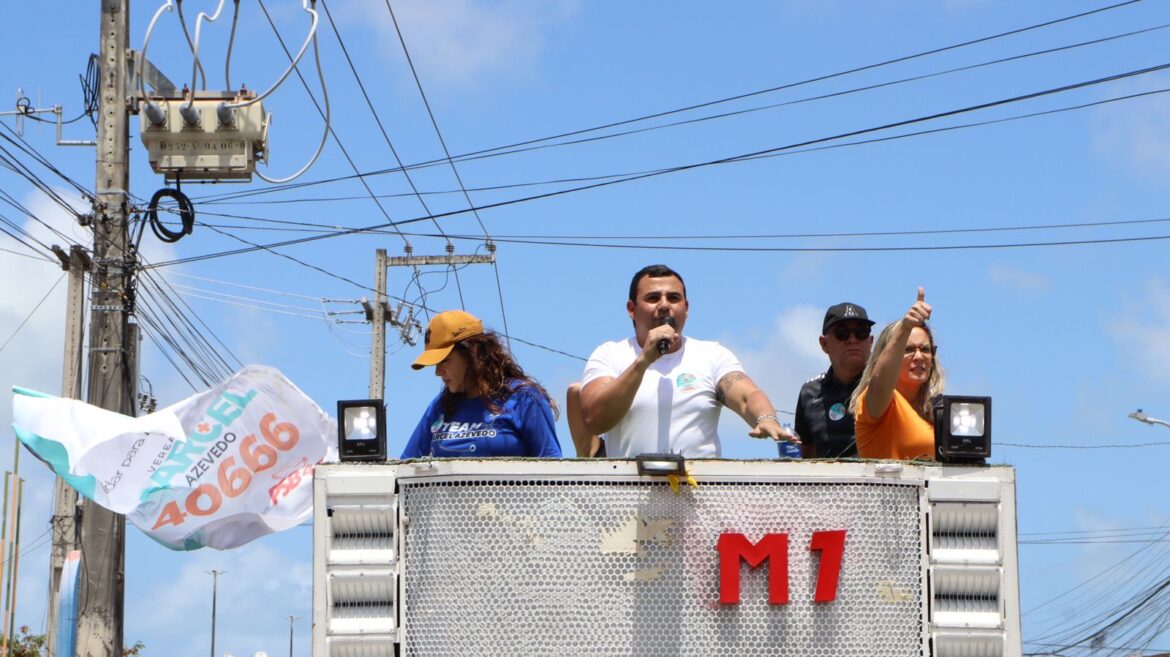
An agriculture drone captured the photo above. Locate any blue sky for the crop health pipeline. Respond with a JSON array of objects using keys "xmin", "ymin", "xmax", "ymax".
[{"xmin": 3, "ymin": 1, "xmax": 1170, "ymax": 655}]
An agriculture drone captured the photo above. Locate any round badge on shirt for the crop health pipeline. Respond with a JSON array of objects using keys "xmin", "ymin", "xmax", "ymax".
[{"xmin": 828, "ymin": 402, "xmax": 847, "ymax": 422}]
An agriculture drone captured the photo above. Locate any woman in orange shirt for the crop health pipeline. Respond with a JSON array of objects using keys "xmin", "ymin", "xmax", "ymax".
[{"xmin": 848, "ymin": 287, "xmax": 946, "ymax": 460}]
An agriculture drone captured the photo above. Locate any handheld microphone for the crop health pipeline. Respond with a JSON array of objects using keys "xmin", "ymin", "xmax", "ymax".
[{"xmin": 656, "ymin": 317, "xmax": 677, "ymax": 355}]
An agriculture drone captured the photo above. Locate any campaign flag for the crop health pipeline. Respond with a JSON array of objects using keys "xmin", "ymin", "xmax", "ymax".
[{"xmin": 12, "ymin": 365, "xmax": 335, "ymax": 550}]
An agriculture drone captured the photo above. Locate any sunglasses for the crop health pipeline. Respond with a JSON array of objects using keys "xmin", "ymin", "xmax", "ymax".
[{"xmin": 830, "ymin": 326, "xmax": 871, "ymax": 341}]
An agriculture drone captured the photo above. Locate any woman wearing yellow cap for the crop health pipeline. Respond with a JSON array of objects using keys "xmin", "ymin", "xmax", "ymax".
[{"xmin": 401, "ymin": 310, "xmax": 563, "ymax": 458}]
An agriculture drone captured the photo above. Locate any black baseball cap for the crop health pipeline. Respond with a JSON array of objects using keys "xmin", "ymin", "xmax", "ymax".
[{"xmin": 822, "ymin": 302, "xmax": 875, "ymax": 334}]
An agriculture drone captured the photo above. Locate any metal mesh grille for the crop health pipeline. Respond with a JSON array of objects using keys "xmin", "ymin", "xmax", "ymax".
[{"xmin": 401, "ymin": 479, "xmax": 924, "ymax": 656}]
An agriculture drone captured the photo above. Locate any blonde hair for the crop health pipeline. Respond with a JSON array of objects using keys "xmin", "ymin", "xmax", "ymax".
[{"xmin": 848, "ymin": 320, "xmax": 946, "ymax": 420}]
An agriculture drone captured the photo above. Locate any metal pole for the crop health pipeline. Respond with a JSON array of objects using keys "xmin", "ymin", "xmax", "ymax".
[
  {"xmin": 369, "ymin": 249, "xmax": 387, "ymax": 399},
  {"xmin": 208, "ymin": 570, "xmax": 226, "ymax": 657},
  {"xmin": 287, "ymin": 615, "xmax": 299, "ymax": 657},
  {"xmin": 0, "ymin": 472, "xmax": 10, "ymax": 657},
  {"xmin": 77, "ymin": 1, "xmax": 131, "ymax": 655},
  {"xmin": 5, "ymin": 480, "xmax": 23, "ymax": 654},
  {"xmin": 47, "ymin": 245, "xmax": 89, "ymax": 657}
]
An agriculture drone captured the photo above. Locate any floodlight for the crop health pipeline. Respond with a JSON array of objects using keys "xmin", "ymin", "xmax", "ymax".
[
  {"xmin": 934, "ymin": 395, "xmax": 992, "ymax": 464},
  {"xmin": 337, "ymin": 399, "xmax": 386, "ymax": 462},
  {"xmin": 635, "ymin": 453, "xmax": 686, "ymax": 476}
]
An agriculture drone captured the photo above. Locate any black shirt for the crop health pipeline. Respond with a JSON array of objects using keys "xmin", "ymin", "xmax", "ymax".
[{"xmin": 794, "ymin": 367, "xmax": 862, "ymax": 458}]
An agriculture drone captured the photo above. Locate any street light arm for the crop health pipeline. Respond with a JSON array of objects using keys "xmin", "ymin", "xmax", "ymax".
[{"xmin": 1128, "ymin": 409, "xmax": 1170, "ymax": 429}]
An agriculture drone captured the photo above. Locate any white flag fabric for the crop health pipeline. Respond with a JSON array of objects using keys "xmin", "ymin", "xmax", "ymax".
[{"xmin": 12, "ymin": 365, "xmax": 335, "ymax": 550}]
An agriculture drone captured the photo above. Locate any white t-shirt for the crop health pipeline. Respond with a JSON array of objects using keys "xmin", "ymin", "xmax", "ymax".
[{"xmin": 582, "ymin": 336, "xmax": 744, "ymax": 458}]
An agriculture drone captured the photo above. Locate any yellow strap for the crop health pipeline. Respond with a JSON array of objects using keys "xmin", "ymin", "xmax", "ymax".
[{"xmin": 666, "ymin": 470, "xmax": 699, "ymax": 494}]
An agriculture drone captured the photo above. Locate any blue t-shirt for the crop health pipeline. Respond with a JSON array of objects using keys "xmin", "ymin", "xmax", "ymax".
[{"xmin": 401, "ymin": 382, "xmax": 562, "ymax": 458}]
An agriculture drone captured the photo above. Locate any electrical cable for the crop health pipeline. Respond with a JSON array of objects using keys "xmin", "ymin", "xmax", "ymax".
[
  {"xmin": 138, "ymin": 263, "xmax": 243, "ymax": 372},
  {"xmin": 140, "ymin": 0, "xmax": 175, "ymax": 103},
  {"xmin": 225, "ymin": 0, "xmax": 319, "ymax": 109},
  {"xmin": 185, "ymin": 0, "xmax": 226, "ymax": 108},
  {"xmin": 224, "ymin": 0, "xmax": 241, "ymax": 90},
  {"xmin": 0, "ymin": 207, "xmax": 58, "ymax": 255},
  {"xmin": 198, "ymin": 64, "xmax": 1170, "ymax": 209},
  {"xmin": 138, "ymin": 272, "xmax": 238, "ymax": 380},
  {"xmin": 164, "ymin": 223, "xmax": 586, "ymax": 362},
  {"xmin": 165, "ymin": 269, "xmax": 355, "ymax": 302},
  {"xmin": 407, "ymin": 0, "xmax": 1150, "ymax": 170},
  {"xmin": 1023, "ymin": 520, "xmax": 1170, "ymax": 650},
  {"xmin": 0, "ymin": 273, "xmax": 64, "ymax": 356},
  {"xmin": 148, "ymin": 61, "xmax": 1170, "ymax": 268},
  {"xmin": 255, "ymin": 8, "xmax": 330, "ymax": 184},
  {"xmin": 137, "ymin": 324, "xmax": 199, "ymax": 392},
  {"xmin": 146, "ymin": 186, "xmax": 194, "ymax": 243},
  {"xmin": 171, "ymin": 289, "xmax": 331, "ymax": 320},
  {"xmin": 175, "ymin": 0, "xmax": 207, "ymax": 91},
  {"xmin": 190, "ymin": 0, "xmax": 1151, "ymax": 206},
  {"xmin": 391, "ymin": 20, "xmax": 1170, "ymax": 173},
  {"xmin": 168, "ymin": 281, "xmax": 331, "ymax": 316},
  {"xmin": 383, "ymin": 0, "xmax": 495, "ymax": 321},
  {"xmin": 81, "ymin": 53, "xmax": 100, "ymax": 127},
  {"xmin": 317, "ymin": 0, "xmax": 455, "ymax": 249},
  {"xmin": 254, "ymin": 0, "xmax": 427, "ymax": 305},
  {"xmin": 999, "ymin": 440, "xmax": 1170, "ymax": 449},
  {"xmin": 192, "ymin": 211, "xmax": 1170, "ymax": 243},
  {"xmin": 0, "ymin": 245, "xmax": 54, "ymax": 263},
  {"xmin": 0, "ymin": 126, "xmax": 94, "ymax": 203}
]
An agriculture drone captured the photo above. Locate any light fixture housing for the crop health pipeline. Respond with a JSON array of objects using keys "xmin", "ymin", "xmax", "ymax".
[
  {"xmin": 635, "ymin": 452, "xmax": 686, "ymax": 476},
  {"xmin": 337, "ymin": 399, "xmax": 387, "ymax": 462},
  {"xmin": 934, "ymin": 395, "xmax": 992, "ymax": 463}
]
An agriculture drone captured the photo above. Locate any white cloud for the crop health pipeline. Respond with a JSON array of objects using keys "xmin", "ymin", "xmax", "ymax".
[
  {"xmin": 729, "ymin": 304, "xmax": 831, "ymax": 405},
  {"xmin": 342, "ymin": 0, "xmax": 580, "ymax": 86},
  {"xmin": 124, "ymin": 537, "xmax": 312, "ymax": 657},
  {"xmin": 715, "ymin": 305, "xmax": 830, "ymax": 457},
  {"xmin": 1111, "ymin": 277, "xmax": 1170, "ymax": 382},
  {"xmin": 986, "ymin": 263, "xmax": 1052, "ymax": 294}
]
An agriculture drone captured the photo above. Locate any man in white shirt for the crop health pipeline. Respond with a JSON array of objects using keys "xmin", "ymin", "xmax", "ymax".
[{"xmin": 579, "ymin": 264, "xmax": 796, "ymax": 458}]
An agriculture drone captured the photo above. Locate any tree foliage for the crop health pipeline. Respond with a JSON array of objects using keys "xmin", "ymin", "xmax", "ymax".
[{"xmin": 5, "ymin": 626, "xmax": 144, "ymax": 657}]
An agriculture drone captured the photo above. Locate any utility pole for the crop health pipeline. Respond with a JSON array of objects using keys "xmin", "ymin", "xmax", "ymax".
[
  {"xmin": 367, "ymin": 249, "xmax": 388, "ymax": 399},
  {"xmin": 364, "ymin": 248, "xmax": 495, "ymax": 398},
  {"xmin": 208, "ymin": 570, "xmax": 226, "ymax": 657},
  {"xmin": 46, "ymin": 245, "xmax": 90, "ymax": 657},
  {"xmin": 77, "ymin": 1, "xmax": 132, "ymax": 656},
  {"xmin": 287, "ymin": 615, "xmax": 299, "ymax": 657}
]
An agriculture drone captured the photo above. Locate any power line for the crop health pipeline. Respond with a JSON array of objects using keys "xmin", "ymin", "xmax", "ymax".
[
  {"xmin": 165, "ymin": 270, "xmax": 360, "ymax": 303},
  {"xmin": 183, "ymin": 224, "xmax": 586, "ymax": 361},
  {"xmin": 317, "ymin": 0, "xmax": 456, "ymax": 248},
  {"xmin": 381, "ymin": 0, "xmax": 503, "ymax": 328},
  {"xmin": 245, "ymin": 16, "xmax": 1167, "ymax": 188},
  {"xmin": 191, "ymin": 0, "xmax": 1148, "ymax": 206},
  {"xmin": 317, "ymin": 0, "xmax": 466, "ymax": 315},
  {"xmin": 999, "ymin": 440, "xmax": 1170, "ymax": 449},
  {"xmin": 191, "ymin": 218, "xmax": 1170, "ymax": 254},
  {"xmin": 0, "ymin": 273, "xmax": 65, "ymax": 356},
  {"xmin": 190, "ymin": 83, "xmax": 1170, "ymax": 213},
  {"xmin": 255, "ymin": 0, "xmax": 431, "ymax": 308},
  {"xmin": 1023, "ymin": 526, "xmax": 1170, "ymax": 538},
  {"xmin": 146, "ymin": 62, "xmax": 1170, "ymax": 268},
  {"xmin": 0, "ymin": 245, "xmax": 54, "ymax": 262}
]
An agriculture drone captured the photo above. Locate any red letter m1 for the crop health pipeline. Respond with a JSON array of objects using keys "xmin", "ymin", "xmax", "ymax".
[{"xmin": 717, "ymin": 533, "xmax": 788, "ymax": 605}]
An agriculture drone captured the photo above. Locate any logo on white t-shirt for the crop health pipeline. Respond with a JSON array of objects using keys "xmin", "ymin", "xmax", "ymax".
[{"xmin": 675, "ymin": 372, "xmax": 697, "ymax": 391}]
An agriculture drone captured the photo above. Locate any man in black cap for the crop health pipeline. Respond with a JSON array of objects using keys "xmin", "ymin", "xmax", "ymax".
[{"xmin": 791, "ymin": 302, "xmax": 876, "ymax": 458}]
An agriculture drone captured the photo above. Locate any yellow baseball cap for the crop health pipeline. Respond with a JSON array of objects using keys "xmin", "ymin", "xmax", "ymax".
[{"xmin": 411, "ymin": 310, "xmax": 484, "ymax": 370}]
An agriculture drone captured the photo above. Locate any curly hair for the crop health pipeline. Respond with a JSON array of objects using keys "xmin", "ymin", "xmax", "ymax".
[{"xmin": 439, "ymin": 332, "xmax": 559, "ymax": 419}]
